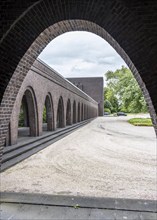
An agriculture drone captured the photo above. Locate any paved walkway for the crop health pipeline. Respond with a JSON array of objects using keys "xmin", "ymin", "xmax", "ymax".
[{"xmin": 1, "ymin": 116, "xmax": 156, "ymax": 200}]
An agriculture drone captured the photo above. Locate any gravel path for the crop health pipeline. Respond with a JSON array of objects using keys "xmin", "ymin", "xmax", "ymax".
[{"xmin": 1, "ymin": 117, "xmax": 156, "ymax": 200}]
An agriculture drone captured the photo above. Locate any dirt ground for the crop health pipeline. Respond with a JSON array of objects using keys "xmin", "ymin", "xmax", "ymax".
[{"xmin": 1, "ymin": 116, "xmax": 156, "ymax": 200}]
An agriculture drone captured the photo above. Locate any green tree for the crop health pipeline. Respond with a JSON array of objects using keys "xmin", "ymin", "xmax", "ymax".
[
  {"xmin": 104, "ymin": 66, "xmax": 148, "ymax": 113},
  {"xmin": 104, "ymin": 100, "xmax": 112, "ymax": 110},
  {"xmin": 104, "ymin": 108, "xmax": 111, "ymax": 113},
  {"xmin": 104, "ymin": 87, "xmax": 119, "ymax": 112}
]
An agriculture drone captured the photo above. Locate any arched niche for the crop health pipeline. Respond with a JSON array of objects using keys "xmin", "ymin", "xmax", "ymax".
[
  {"xmin": 66, "ymin": 99, "xmax": 72, "ymax": 126},
  {"xmin": 73, "ymin": 101, "xmax": 77, "ymax": 124},
  {"xmin": 21, "ymin": 88, "xmax": 38, "ymax": 137},
  {"xmin": 81, "ymin": 103, "xmax": 84, "ymax": 121},
  {"xmin": 43, "ymin": 93, "xmax": 54, "ymax": 131},
  {"xmin": 78, "ymin": 102, "xmax": 81, "ymax": 122},
  {"xmin": 57, "ymin": 96, "xmax": 64, "ymax": 128}
]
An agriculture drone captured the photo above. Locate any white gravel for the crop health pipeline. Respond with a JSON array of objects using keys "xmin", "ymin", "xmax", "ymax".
[{"xmin": 1, "ymin": 117, "xmax": 156, "ymax": 200}]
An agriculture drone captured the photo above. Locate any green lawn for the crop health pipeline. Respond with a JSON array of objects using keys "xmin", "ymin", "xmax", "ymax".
[{"xmin": 128, "ymin": 118, "xmax": 153, "ymax": 126}]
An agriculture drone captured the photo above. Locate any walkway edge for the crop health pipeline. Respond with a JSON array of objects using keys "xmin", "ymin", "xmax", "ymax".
[{"xmin": 0, "ymin": 192, "xmax": 156, "ymax": 213}]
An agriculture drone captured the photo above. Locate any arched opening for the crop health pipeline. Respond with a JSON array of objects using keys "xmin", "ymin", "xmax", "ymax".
[
  {"xmin": 81, "ymin": 103, "xmax": 84, "ymax": 121},
  {"xmin": 57, "ymin": 96, "xmax": 64, "ymax": 128},
  {"xmin": 87, "ymin": 106, "xmax": 89, "ymax": 119},
  {"xmin": 0, "ymin": 17, "xmax": 157, "ymax": 156},
  {"xmin": 18, "ymin": 88, "xmax": 38, "ymax": 138},
  {"xmin": 73, "ymin": 101, "xmax": 77, "ymax": 124},
  {"xmin": 18, "ymin": 95, "xmax": 29, "ymax": 137},
  {"xmin": 42, "ymin": 94, "xmax": 54, "ymax": 132},
  {"xmin": 19, "ymin": 95, "xmax": 29, "ymax": 128},
  {"xmin": 78, "ymin": 102, "xmax": 81, "ymax": 122},
  {"xmin": 89, "ymin": 107, "xmax": 91, "ymax": 119},
  {"xmin": 84, "ymin": 105, "xmax": 86, "ymax": 120},
  {"xmin": 66, "ymin": 99, "xmax": 71, "ymax": 126}
]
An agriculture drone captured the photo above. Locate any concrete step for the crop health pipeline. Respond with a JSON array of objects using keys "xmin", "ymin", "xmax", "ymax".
[
  {"xmin": 4, "ymin": 120, "xmax": 90, "ymax": 155},
  {"xmin": 1, "ymin": 119, "xmax": 92, "ymax": 172},
  {"xmin": 1, "ymin": 192, "xmax": 157, "ymax": 220},
  {"xmin": 2, "ymin": 120, "xmax": 89, "ymax": 163}
]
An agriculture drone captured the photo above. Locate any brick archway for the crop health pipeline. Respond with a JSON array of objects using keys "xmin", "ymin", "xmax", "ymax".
[
  {"xmin": 9, "ymin": 87, "xmax": 39, "ymax": 146},
  {"xmin": 78, "ymin": 103, "xmax": 81, "ymax": 123},
  {"xmin": 66, "ymin": 99, "xmax": 72, "ymax": 126},
  {"xmin": 81, "ymin": 104, "xmax": 84, "ymax": 121},
  {"xmin": 22, "ymin": 88, "xmax": 38, "ymax": 137},
  {"xmin": 57, "ymin": 96, "xmax": 64, "ymax": 128},
  {"xmin": 73, "ymin": 101, "xmax": 77, "ymax": 124},
  {"xmin": 0, "ymin": 1, "xmax": 157, "ymax": 161},
  {"xmin": 43, "ymin": 93, "xmax": 54, "ymax": 131}
]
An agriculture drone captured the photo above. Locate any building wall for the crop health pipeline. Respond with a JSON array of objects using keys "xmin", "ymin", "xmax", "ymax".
[
  {"xmin": 67, "ymin": 78, "xmax": 104, "ymax": 116},
  {"xmin": 7, "ymin": 59, "xmax": 98, "ymax": 145}
]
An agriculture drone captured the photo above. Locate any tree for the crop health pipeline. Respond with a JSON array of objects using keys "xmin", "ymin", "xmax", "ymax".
[
  {"xmin": 104, "ymin": 66, "xmax": 148, "ymax": 113},
  {"xmin": 104, "ymin": 100, "xmax": 112, "ymax": 110},
  {"xmin": 104, "ymin": 87, "xmax": 119, "ymax": 112}
]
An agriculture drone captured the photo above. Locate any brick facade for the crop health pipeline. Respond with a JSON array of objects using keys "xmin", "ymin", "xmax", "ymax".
[
  {"xmin": 7, "ymin": 59, "xmax": 98, "ymax": 145},
  {"xmin": 0, "ymin": 0, "xmax": 157, "ymax": 162},
  {"xmin": 67, "ymin": 77, "xmax": 104, "ymax": 116}
]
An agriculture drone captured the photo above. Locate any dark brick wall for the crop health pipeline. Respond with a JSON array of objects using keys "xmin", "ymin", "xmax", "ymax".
[
  {"xmin": 67, "ymin": 77, "xmax": 104, "ymax": 116},
  {"xmin": 0, "ymin": 0, "xmax": 157, "ymax": 162}
]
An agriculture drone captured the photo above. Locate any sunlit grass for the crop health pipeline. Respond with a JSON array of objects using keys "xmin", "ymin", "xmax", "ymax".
[{"xmin": 128, "ymin": 118, "xmax": 152, "ymax": 126}]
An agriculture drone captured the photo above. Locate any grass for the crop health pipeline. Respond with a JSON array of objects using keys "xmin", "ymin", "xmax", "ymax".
[{"xmin": 128, "ymin": 118, "xmax": 153, "ymax": 126}]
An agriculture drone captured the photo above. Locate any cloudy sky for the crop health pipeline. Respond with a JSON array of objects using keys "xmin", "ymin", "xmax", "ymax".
[{"xmin": 39, "ymin": 31, "xmax": 127, "ymax": 81}]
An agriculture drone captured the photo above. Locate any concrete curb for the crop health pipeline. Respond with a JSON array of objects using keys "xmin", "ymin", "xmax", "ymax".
[{"xmin": 1, "ymin": 192, "xmax": 156, "ymax": 213}]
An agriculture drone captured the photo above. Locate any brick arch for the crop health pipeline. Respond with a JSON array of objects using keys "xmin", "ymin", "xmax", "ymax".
[
  {"xmin": 81, "ymin": 103, "xmax": 84, "ymax": 121},
  {"xmin": 9, "ymin": 86, "xmax": 39, "ymax": 145},
  {"xmin": 73, "ymin": 101, "xmax": 77, "ymax": 124},
  {"xmin": 66, "ymin": 99, "xmax": 72, "ymax": 126},
  {"xmin": 84, "ymin": 104, "xmax": 87, "ymax": 120},
  {"xmin": 23, "ymin": 87, "xmax": 39, "ymax": 136},
  {"xmin": 78, "ymin": 102, "xmax": 81, "ymax": 123},
  {"xmin": 0, "ymin": 1, "xmax": 157, "ymax": 160},
  {"xmin": 89, "ymin": 106, "xmax": 91, "ymax": 119},
  {"xmin": 87, "ymin": 106, "xmax": 89, "ymax": 119},
  {"xmin": 1, "ymin": 20, "xmax": 156, "ymax": 130},
  {"xmin": 57, "ymin": 96, "xmax": 64, "ymax": 128},
  {"xmin": 21, "ymin": 95, "xmax": 29, "ymax": 128},
  {"xmin": 43, "ymin": 93, "xmax": 54, "ymax": 131}
]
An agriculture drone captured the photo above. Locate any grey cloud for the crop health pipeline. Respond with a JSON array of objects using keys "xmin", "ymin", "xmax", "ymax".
[{"xmin": 39, "ymin": 31, "xmax": 127, "ymax": 79}]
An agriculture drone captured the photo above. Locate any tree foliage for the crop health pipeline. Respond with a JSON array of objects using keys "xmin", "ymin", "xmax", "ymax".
[
  {"xmin": 104, "ymin": 66, "xmax": 148, "ymax": 113},
  {"xmin": 104, "ymin": 100, "xmax": 112, "ymax": 110},
  {"xmin": 18, "ymin": 105, "xmax": 47, "ymax": 127},
  {"xmin": 104, "ymin": 108, "xmax": 111, "ymax": 113}
]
